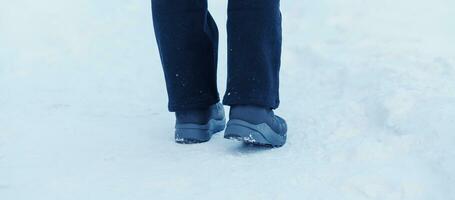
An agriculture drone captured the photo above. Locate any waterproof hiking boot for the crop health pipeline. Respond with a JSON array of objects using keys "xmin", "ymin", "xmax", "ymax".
[
  {"xmin": 224, "ymin": 105, "xmax": 287, "ymax": 147},
  {"xmin": 175, "ymin": 103, "xmax": 226, "ymax": 144}
]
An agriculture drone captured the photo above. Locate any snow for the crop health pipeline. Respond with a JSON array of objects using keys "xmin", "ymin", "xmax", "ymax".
[{"xmin": 1, "ymin": 0, "xmax": 455, "ymax": 199}]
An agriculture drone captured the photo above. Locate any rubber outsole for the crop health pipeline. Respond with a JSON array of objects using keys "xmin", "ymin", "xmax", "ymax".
[
  {"xmin": 175, "ymin": 118, "xmax": 226, "ymax": 144},
  {"xmin": 224, "ymin": 119, "xmax": 286, "ymax": 147}
]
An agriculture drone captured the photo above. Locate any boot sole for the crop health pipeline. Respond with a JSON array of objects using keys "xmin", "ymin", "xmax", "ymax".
[
  {"xmin": 224, "ymin": 119, "xmax": 286, "ymax": 147},
  {"xmin": 175, "ymin": 118, "xmax": 226, "ymax": 144}
]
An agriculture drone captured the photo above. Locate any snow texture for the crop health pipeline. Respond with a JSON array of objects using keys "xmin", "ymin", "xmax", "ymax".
[{"xmin": 1, "ymin": 0, "xmax": 454, "ymax": 199}]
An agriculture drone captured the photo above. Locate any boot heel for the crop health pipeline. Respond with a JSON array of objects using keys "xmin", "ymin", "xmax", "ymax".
[
  {"xmin": 224, "ymin": 119, "xmax": 286, "ymax": 147},
  {"xmin": 175, "ymin": 118, "xmax": 225, "ymax": 144},
  {"xmin": 224, "ymin": 120, "xmax": 270, "ymax": 145},
  {"xmin": 175, "ymin": 128, "xmax": 211, "ymax": 144}
]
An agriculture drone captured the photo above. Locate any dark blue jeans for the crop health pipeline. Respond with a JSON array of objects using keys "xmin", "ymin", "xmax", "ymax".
[{"xmin": 152, "ymin": 0, "xmax": 282, "ymax": 111}]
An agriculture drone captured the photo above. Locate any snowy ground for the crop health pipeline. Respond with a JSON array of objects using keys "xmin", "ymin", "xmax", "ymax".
[{"xmin": 1, "ymin": 0, "xmax": 455, "ymax": 199}]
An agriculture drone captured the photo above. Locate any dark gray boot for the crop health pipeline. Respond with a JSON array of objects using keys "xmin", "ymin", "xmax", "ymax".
[
  {"xmin": 175, "ymin": 103, "xmax": 226, "ymax": 144},
  {"xmin": 224, "ymin": 105, "xmax": 287, "ymax": 147}
]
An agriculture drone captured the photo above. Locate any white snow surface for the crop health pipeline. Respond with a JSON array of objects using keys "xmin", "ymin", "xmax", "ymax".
[{"xmin": 1, "ymin": 0, "xmax": 455, "ymax": 199}]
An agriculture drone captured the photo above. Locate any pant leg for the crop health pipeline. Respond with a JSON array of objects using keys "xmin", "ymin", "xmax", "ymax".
[
  {"xmin": 223, "ymin": 0, "xmax": 282, "ymax": 109},
  {"xmin": 152, "ymin": 0, "xmax": 219, "ymax": 112}
]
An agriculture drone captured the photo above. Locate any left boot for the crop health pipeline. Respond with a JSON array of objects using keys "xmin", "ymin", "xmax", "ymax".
[{"xmin": 175, "ymin": 103, "xmax": 226, "ymax": 144}]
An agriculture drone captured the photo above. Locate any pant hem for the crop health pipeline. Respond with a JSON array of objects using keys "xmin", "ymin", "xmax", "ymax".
[
  {"xmin": 168, "ymin": 97, "xmax": 220, "ymax": 112},
  {"xmin": 222, "ymin": 97, "xmax": 279, "ymax": 110}
]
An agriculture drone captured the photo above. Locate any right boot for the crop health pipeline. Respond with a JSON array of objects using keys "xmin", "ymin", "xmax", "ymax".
[
  {"xmin": 175, "ymin": 103, "xmax": 226, "ymax": 144},
  {"xmin": 224, "ymin": 105, "xmax": 287, "ymax": 147}
]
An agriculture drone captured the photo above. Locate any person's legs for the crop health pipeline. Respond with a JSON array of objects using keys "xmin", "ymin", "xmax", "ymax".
[
  {"xmin": 223, "ymin": 0, "xmax": 282, "ymax": 109},
  {"xmin": 152, "ymin": 0, "xmax": 220, "ymax": 112}
]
